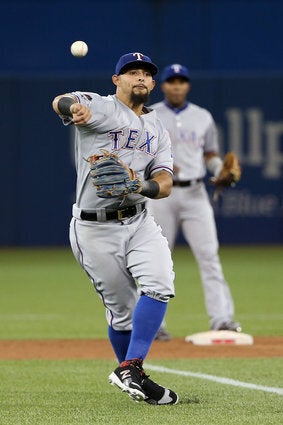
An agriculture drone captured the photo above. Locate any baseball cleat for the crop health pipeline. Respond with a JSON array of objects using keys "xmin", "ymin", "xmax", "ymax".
[
  {"xmin": 155, "ymin": 326, "xmax": 173, "ymax": 341},
  {"xmin": 109, "ymin": 359, "xmax": 146, "ymax": 402},
  {"xmin": 109, "ymin": 358, "xmax": 179, "ymax": 405},
  {"xmin": 216, "ymin": 321, "xmax": 242, "ymax": 332},
  {"xmin": 142, "ymin": 377, "xmax": 179, "ymax": 405}
]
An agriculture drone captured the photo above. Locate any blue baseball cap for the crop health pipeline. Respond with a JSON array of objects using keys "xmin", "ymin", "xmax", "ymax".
[
  {"xmin": 161, "ymin": 64, "xmax": 190, "ymax": 82},
  {"xmin": 115, "ymin": 52, "xmax": 158, "ymax": 76}
]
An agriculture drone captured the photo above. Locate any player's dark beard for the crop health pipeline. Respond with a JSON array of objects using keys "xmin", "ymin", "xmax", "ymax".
[{"xmin": 130, "ymin": 91, "xmax": 150, "ymax": 105}]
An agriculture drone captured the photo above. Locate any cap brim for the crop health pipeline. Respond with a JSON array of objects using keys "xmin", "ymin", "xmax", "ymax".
[{"xmin": 119, "ymin": 61, "xmax": 158, "ymax": 76}]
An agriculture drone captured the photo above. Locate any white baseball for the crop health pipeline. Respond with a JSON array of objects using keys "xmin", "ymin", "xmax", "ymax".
[{"xmin": 70, "ymin": 41, "xmax": 88, "ymax": 57}]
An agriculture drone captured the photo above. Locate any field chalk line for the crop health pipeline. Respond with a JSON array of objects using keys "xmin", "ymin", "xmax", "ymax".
[{"xmin": 145, "ymin": 364, "xmax": 283, "ymax": 396}]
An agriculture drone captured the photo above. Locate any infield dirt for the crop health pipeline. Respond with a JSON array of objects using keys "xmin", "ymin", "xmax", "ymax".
[{"xmin": 0, "ymin": 336, "xmax": 282, "ymax": 360}]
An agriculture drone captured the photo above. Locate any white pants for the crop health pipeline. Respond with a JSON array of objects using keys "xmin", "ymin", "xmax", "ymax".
[
  {"xmin": 148, "ymin": 183, "xmax": 234, "ymax": 329},
  {"xmin": 70, "ymin": 209, "xmax": 175, "ymax": 331}
]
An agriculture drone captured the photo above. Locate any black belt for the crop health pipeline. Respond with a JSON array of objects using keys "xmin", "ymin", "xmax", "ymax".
[
  {"xmin": 80, "ymin": 202, "xmax": 146, "ymax": 221},
  {"xmin": 173, "ymin": 178, "xmax": 203, "ymax": 187}
]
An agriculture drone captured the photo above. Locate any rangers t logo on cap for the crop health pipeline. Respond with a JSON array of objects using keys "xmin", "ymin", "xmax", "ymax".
[
  {"xmin": 133, "ymin": 52, "xmax": 144, "ymax": 61},
  {"xmin": 161, "ymin": 64, "xmax": 190, "ymax": 82},
  {"xmin": 115, "ymin": 52, "xmax": 158, "ymax": 76}
]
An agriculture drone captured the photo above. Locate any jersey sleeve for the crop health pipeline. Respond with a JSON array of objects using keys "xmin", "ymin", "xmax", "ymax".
[
  {"xmin": 203, "ymin": 112, "xmax": 220, "ymax": 154},
  {"xmin": 71, "ymin": 91, "xmax": 93, "ymax": 105},
  {"xmin": 144, "ymin": 118, "xmax": 173, "ymax": 180},
  {"xmin": 71, "ymin": 91, "xmax": 116, "ymax": 129}
]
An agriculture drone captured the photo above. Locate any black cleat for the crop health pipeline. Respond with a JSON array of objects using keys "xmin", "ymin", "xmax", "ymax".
[
  {"xmin": 216, "ymin": 321, "xmax": 242, "ymax": 332},
  {"xmin": 109, "ymin": 359, "xmax": 146, "ymax": 402},
  {"xmin": 155, "ymin": 326, "xmax": 173, "ymax": 341},
  {"xmin": 142, "ymin": 376, "xmax": 179, "ymax": 405},
  {"xmin": 109, "ymin": 358, "xmax": 179, "ymax": 405}
]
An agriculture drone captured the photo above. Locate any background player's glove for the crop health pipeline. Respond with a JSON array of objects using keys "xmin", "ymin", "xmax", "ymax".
[
  {"xmin": 88, "ymin": 150, "xmax": 142, "ymax": 198},
  {"xmin": 210, "ymin": 151, "xmax": 241, "ymax": 200}
]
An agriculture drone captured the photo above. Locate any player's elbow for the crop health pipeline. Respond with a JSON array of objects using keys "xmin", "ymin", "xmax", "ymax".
[{"xmin": 160, "ymin": 180, "xmax": 172, "ymax": 198}]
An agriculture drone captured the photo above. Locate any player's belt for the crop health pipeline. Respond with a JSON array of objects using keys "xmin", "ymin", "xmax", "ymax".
[
  {"xmin": 173, "ymin": 178, "xmax": 203, "ymax": 187},
  {"xmin": 80, "ymin": 202, "xmax": 146, "ymax": 222}
]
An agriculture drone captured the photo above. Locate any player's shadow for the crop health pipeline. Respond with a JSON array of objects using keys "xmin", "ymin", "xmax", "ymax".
[{"xmin": 179, "ymin": 395, "xmax": 201, "ymax": 404}]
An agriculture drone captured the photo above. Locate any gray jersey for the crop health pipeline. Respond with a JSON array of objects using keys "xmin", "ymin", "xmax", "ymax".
[
  {"xmin": 63, "ymin": 92, "xmax": 173, "ymax": 210},
  {"xmin": 151, "ymin": 101, "xmax": 219, "ymax": 181}
]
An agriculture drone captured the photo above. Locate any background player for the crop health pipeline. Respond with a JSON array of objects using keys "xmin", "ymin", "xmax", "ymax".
[
  {"xmin": 52, "ymin": 52, "xmax": 178, "ymax": 405},
  {"xmin": 148, "ymin": 64, "xmax": 241, "ymax": 340}
]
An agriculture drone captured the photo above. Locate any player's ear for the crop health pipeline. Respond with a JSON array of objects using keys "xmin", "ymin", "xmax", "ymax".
[{"xmin": 112, "ymin": 74, "xmax": 120, "ymax": 87}]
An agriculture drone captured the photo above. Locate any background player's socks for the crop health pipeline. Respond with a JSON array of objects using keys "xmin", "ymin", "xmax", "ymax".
[
  {"xmin": 108, "ymin": 327, "xmax": 131, "ymax": 363},
  {"xmin": 125, "ymin": 295, "xmax": 167, "ymax": 360}
]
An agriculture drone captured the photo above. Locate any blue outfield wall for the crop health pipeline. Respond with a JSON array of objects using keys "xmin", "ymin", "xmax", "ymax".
[
  {"xmin": 1, "ymin": 1, "xmax": 283, "ymax": 75},
  {"xmin": 0, "ymin": 73, "xmax": 282, "ymax": 246}
]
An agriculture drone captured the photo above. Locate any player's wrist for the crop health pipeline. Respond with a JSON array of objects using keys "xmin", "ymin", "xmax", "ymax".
[
  {"xmin": 57, "ymin": 96, "xmax": 76, "ymax": 116},
  {"xmin": 140, "ymin": 180, "xmax": 160, "ymax": 198},
  {"xmin": 206, "ymin": 156, "xmax": 223, "ymax": 177}
]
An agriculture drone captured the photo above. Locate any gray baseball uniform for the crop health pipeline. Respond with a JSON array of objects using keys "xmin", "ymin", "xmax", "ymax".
[
  {"xmin": 62, "ymin": 92, "xmax": 175, "ymax": 330},
  {"xmin": 148, "ymin": 100, "xmax": 235, "ymax": 330}
]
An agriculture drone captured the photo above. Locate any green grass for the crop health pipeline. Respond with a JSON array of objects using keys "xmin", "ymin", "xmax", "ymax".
[
  {"xmin": 0, "ymin": 246, "xmax": 282, "ymax": 424},
  {"xmin": 0, "ymin": 248, "xmax": 105, "ymax": 339},
  {"xmin": 0, "ymin": 358, "xmax": 282, "ymax": 425},
  {"xmin": 0, "ymin": 245, "xmax": 282, "ymax": 339},
  {"xmin": 168, "ymin": 245, "xmax": 283, "ymax": 337}
]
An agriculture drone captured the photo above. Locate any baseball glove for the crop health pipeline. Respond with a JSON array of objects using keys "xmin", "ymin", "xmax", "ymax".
[
  {"xmin": 88, "ymin": 150, "xmax": 142, "ymax": 198},
  {"xmin": 210, "ymin": 151, "xmax": 241, "ymax": 200}
]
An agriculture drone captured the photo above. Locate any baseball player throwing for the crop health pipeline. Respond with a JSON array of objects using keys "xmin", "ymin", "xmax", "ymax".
[
  {"xmin": 148, "ymin": 64, "xmax": 241, "ymax": 339},
  {"xmin": 52, "ymin": 52, "xmax": 178, "ymax": 405}
]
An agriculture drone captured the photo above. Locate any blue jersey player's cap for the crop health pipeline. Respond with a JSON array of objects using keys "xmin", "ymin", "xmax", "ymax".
[
  {"xmin": 161, "ymin": 64, "xmax": 190, "ymax": 82},
  {"xmin": 115, "ymin": 52, "xmax": 158, "ymax": 76}
]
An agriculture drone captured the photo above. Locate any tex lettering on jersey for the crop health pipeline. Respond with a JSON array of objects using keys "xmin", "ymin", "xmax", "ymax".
[{"xmin": 108, "ymin": 128, "xmax": 157, "ymax": 156}]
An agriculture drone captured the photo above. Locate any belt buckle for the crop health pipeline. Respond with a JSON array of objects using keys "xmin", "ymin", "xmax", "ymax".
[
  {"xmin": 117, "ymin": 209, "xmax": 129, "ymax": 220},
  {"xmin": 117, "ymin": 205, "xmax": 140, "ymax": 220}
]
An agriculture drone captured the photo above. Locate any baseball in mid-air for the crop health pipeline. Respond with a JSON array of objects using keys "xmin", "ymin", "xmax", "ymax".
[{"xmin": 70, "ymin": 41, "xmax": 88, "ymax": 57}]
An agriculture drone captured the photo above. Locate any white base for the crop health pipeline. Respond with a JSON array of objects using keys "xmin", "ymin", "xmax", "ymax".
[{"xmin": 185, "ymin": 330, "xmax": 254, "ymax": 346}]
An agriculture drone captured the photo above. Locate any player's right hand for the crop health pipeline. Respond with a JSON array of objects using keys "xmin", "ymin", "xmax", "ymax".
[{"xmin": 70, "ymin": 103, "xmax": 92, "ymax": 125}]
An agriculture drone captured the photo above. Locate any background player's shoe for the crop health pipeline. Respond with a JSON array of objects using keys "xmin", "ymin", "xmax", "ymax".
[
  {"xmin": 215, "ymin": 321, "xmax": 242, "ymax": 332},
  {"xmin": 142, "ymin": 377, "xmax": 179, "ymax": 405},
  {"xmin": 109, "ymin": 359, "xmax": 146, "ymax": 402},
  {"xmin": 155, "ymin": 326, "xmax": 172, "ymax": 341}
]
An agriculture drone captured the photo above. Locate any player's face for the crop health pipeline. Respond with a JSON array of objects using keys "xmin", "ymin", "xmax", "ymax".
[
  {"xmin": 161, "ymin": 78, "xmax": 190, "ymax": 107},
  {"xmin": 113, "ymin": 69, "xmax": 155, "ymax": 105}
]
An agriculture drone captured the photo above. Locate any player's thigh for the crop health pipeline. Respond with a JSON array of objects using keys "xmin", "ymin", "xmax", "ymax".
[
  {"xmin": 70, "ymin": 218, "xmax": 138, "ymax": 326},
  {"xmin": 127, "ymin": 212, "xmax": 175, "ymax": 300}
]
